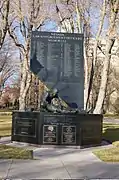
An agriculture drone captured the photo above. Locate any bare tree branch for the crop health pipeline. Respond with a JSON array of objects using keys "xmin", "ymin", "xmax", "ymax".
[{"xmin": 8, "ymin": 28, "xmax": 26, "ymax": 52}]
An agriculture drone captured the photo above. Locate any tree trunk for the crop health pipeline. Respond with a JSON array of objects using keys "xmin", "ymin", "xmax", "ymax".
[
  {"xmin": 0, "ymin": 0, "xmax": 10, "ymax": 50},
  {"xmin": 85, "ymin": 0, "xmax": 106, "ymax": 110},
  {"xmin": 19, "ymin": 54, "xmax": 31, "ymax": 110},
  {"xmin": 75, "ymin": 0, "xmax": 82, "ymax": 33},
  {"xmin": 94, "ymin": 0, "xmax": 119, "ymax": 114},
  {"xmin": 93, "ymin": 38, "xmax": 115, "ymax": 114},
  {"xmin": 84, "ymin": 44, "xmax": 88, "ymax": 110},
  {"xmin": 37, "ymin": 80, "xmax": 45, "ymax": 110}
]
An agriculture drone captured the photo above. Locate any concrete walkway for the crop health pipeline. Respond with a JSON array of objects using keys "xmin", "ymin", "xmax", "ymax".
[
  {"xmin": 0, "ymin": 146, "xmax": 119, "ymax": 179},
  {"xmin": 1, "ymin": 118, "xmax": 119, "ymax": 179},
  {"xmin": 0, "ymin": 136, "xmax": 11, "ymax": 144},
  {"xmin": 103, "ymin": 117, "xmax": 119, "ymax": 124}
]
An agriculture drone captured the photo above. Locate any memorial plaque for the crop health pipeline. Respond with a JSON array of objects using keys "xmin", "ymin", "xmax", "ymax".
[
  {"xmin": 43, "ymin": 114, "xmax": 78, "ymax": 125},
  {"xmin": 62, "ymin": 126, "xmax": 76, "ymax": 144},
  {"xmin": 43, "ymin": 125, "xmax": 58, "ymax": 144},
  {"xmin": 14, "ymin": 118, "xmax": 36, "ymax": 137},
  {"xmin": 30, "ymin": 31, "xmax": 84, "ymax": 110},
  {"xmin": 44, "ymin": 114, "xmax": 65, "ymax": 125}
]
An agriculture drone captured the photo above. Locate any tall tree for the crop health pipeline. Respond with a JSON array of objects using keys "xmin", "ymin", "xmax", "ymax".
[
  {"xmin": 0, "ymin": 39, "xmax": 17, "ymax": 98},
  {"xmin": 85, "ymin": 0, "xmax": 107, "ymax": 110},
  {"xmin": 0, "ymin": 0, "xmax": 10, "ymax": 49},
  {"xmin": 94, "ymin": 0, "xmax": 119, "ymax": 114},
  {"xmin": 54, "ymin": 0, "xmax": 92, "ymax": 109},
  {"xmin": 8, "ymin": 0, "xmax": 47, "ymax": 110}
]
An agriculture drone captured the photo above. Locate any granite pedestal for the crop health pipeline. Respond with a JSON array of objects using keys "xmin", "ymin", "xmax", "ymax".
[{"xmin": 11, "ymin": 111, "xmax": 103, "ymax": 147}]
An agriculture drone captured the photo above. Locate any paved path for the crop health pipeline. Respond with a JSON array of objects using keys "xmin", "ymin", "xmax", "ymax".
[
  {"xmin": 103, "ymin": 117, "xmax": 119, "ymax": 124},
  {"xmin": 0, "ymin": 146, "xmax": 119, "ymax": 179},
  {"xmin": 0, "ymin": 118, "xmax": 119, "ymax": 179},
  {"xmin": 0, "ymin": 136, "xmax": 11, "ymax": 144}
]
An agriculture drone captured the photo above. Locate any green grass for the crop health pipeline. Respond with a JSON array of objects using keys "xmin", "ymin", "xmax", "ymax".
[
  {"xmin": 93, "ymin": 147, "xmax": 119, "ymax": 162},
  {"xmin": 112, "ymin": 141, "xmax": 119, "ymax": 147},
  {"xmin": 93, "ymin": 123, "xmax": 119, "ymax": 162},
  {"xmin": 104, "ymin": 114, "xmax": 119, "ymax": 119},
  {"xmin": 0, "ymin": 115, "xmax": 33, "ymax": 160},
  {"xmin": 0, "ymin": 144, "xmax": 33, "ymax": 159},
  {"xmin": 0, "ymin": 109, "xmax": 12, "ymax": 111},
  {"xmin": 0, "ymin": 115, "xmax": 12, "ymax": 137},
  {"xmin": 103, "ymin": 123, "xmax": 119, "ymax": 143}
]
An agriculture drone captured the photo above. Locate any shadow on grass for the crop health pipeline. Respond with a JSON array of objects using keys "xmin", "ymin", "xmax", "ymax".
[{"xmin": 103, "ymin": 128, "xmax": 119, "ymax": 143}]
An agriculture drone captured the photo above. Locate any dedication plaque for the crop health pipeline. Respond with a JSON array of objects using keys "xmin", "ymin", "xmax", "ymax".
[
  {"xmin": 43, "ymin": 125, "xmax": 58, "ymax": 144},
  {"xmin": 30, "ymin": 31, "xmax": 84, "ymax": 110},
  {"xmin": 62, "ymin": 126, "xmax": 76, "ymax": 144},
  {"xmin": 14, "ymin": 118, "xmax": 36, "ymax": 137}
]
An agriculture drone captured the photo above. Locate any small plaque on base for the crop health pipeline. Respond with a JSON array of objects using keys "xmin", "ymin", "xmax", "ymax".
[
  {"xmin": 14, "ymin": 118, "xmax": 36, "ymax": 137},
  {"xmin": 43, "ymin": 125, "xmax": 58, "ymax": 144},
  {"xmin": 61, "ymin": 126, "xmax": 76, "ymax": 144}
]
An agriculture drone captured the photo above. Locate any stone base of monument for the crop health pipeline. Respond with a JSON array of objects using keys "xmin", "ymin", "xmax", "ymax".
[{"xmin": 11, "ymin": 111, "xmax": 103, "ymax": 147}]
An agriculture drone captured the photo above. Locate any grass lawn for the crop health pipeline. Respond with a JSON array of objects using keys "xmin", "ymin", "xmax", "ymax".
[
  {"xmin": 0, "ymin": 115, "xmax": 12, "ymax": 137},
  {"xmin": 103, "ymin": 123, "xmax": 119, "ymax": 143},
  {"xmin": 104, "ymin": 114, "xmax": 119, "ymax": 119},
  {"xmin": 94, "ymin": 123, "xmax": 119, "ymax": 162},
  {"xmin": 0, "ymin": 115, "xmax": 33, "ymax": 160},
  {"xmin": 93, "ymin": 147, "xmax": 119, "ymax": 162},
  {"xmin": 0, "ymin": 144, "xmax": 33, "ymax": 159}
]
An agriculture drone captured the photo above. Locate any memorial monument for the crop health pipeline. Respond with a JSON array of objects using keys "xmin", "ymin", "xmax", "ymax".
[{"xmin": 11, "ymin": 31, "xmax": 103, "ymax": 147}]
